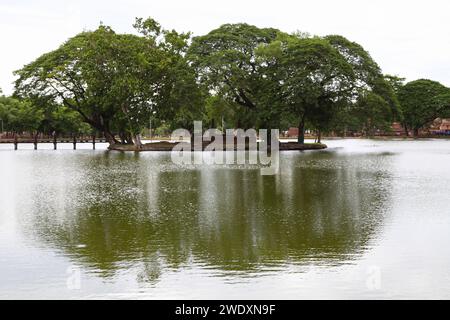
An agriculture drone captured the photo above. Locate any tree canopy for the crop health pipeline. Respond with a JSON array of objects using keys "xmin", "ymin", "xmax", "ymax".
[
  {"xmin": 398, "ymin": 79, "xmax": 450, "ymax": 136},
  {"xmin": 188, "ymin": 23, "xmax": 282, "ymax": 129},
  {"xmin": 14, "ymin": 19, "xmax": 203, "ymax": 147},
  {"xmin": 257, "ymin": 33, "xmax": 400, "ymax": 141},
  {"xmin": 4, "ymin": 17, "xmax": 448, "ymax": 145}
]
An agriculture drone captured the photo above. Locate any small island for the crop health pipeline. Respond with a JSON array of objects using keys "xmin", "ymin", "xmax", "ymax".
[{"xmin": 108, "ymin": 140, "xmax": 328, "ymax": 152}]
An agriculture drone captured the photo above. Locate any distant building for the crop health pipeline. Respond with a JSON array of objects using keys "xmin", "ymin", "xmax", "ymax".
[
  {"xmin": 440, "ymin": 119, "xmax": 450, "ymax": 131},
  {"xmin": 285, "ymin": 119, "xmax": 450, "ymax": 138},
  {"xmin": 388, "ymin": 118, "xmax": 450, "ymax": 137},
  {"xmin": 287, "ymin": 127, "xmax": 299, "ymax": 138},
  {"xmin": 287, "ymin": 127, "xmax": 314, "ymax": 138},
  {"xmin": 429, "ymin": 118, "xmax": 450, "ymax": 135}
]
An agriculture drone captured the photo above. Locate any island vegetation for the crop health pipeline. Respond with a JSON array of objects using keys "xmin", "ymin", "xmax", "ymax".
[{"xmin": 1, "ymin": 17, "xmax": 449, "ymax": 149}]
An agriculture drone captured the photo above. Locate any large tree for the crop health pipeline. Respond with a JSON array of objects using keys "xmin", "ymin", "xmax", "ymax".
[
  {"xmin": 257, "ymin": 33, "xmax": 397, "ymax": 143},
  {"xmin": 14, "ymin": 18, "xmax": 202, "ymax": 147},
  {"xmin": 398, "ymin": 79, "xmax": 450, "ymax": 136},
  {"xmin": 188, "ymin": 23, "xmax": 282, "ymax": 130}
]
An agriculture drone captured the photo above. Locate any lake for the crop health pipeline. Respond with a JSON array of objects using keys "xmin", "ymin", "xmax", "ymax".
[{"xmin": 0, "ymin": 139, "xmax": 449, "ymax": 299}]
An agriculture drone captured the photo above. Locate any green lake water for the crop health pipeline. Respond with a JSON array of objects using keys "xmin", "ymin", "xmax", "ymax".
[{"xmin": 0, "ymin": 139, "xmax": 449, "ymax": 299}]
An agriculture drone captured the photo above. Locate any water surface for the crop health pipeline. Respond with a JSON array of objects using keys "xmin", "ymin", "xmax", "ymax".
[{"xmin": 0, "ymin": 139, "xmax": 449, "ymax": 299}]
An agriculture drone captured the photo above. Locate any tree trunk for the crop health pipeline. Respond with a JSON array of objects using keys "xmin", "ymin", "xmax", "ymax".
[
  {"xmin": 297, "ymin": 116, "xmax": 305, "ymax": 144},
  {"xmin": 133, "ymin": 133, "xmax": 143, "ymax": 150},
  {"xmin": 104, "ymin": 131, "xmax": 117, "ymax": 145},
  {"xmin": 237, "ymin": 118, "xmax": 242, "ymax": 129},
  {"xmin": 119, "ymin": 132, "xmax": 127, "ymax": 144},
  {"xmin": 119, "ymin": 132, "xmax": 133, "ymax": 144},
  {"xmin": 404, "ymin": 125, "xmax": 409, "ymax": 137},
  {"xmin": 317, "ymin": 130, "xmax": 322, "ymax": 144},
  {"xmin": 127, "ymin": 133, "xmax": 133, "ymax": 144},
  {"xmin": 84, "ymin": 118, "xmax": 118, "ymax": 145},
  {"xmin": 413, "ymin": 128, "xmax": 419, "ymax": 138}
]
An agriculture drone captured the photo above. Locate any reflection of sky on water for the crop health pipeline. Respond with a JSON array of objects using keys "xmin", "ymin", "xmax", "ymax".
[{"xmin": 1, "ymin": 139, "xmax": 450, "ymax": 299}]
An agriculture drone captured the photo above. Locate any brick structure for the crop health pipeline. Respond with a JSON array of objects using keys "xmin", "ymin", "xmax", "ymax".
[
  {"xmin": 287, "ymin": 127, "xmax": 299, "ymax": 137},
  {"xmin": 440, "ymin": 119, "xmax": 450, "ymax": 131},
  {"xmin": 425, "ymin": 118, "xmax": 450, "ymax": 135}
]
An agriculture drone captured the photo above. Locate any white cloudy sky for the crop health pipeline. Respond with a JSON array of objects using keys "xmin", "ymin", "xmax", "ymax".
[{"xmin": 1, "ymin": 0, "xmax": 449, "ymax": 95}]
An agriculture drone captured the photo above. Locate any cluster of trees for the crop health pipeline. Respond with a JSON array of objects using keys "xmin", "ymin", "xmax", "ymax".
[
  {"xmin": 12, "ymin": 19, "xmax": 202, "ymax": 145},
  {"xmin": 2, "ymin": 18, "xmax": 449, "ymax": 145},
  {"xmin": 0, "ymin": 89, "xmax": 90, "ymax": 136},
  {"xmin": 398, "ymin": 79, "xmax": 450, "ymax": 136},
  {"xmin": 189, "ymin": 26, "xmax": 402, "ymax": 143}
]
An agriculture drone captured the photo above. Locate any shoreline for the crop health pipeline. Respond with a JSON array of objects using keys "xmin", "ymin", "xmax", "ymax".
[{"xmin": 108, "ymin": 141, "xmax": 328, "ymax": 152}]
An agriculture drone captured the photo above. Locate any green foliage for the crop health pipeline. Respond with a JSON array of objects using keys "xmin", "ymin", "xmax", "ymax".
[
  {"xmin": 0, "ymin": 94, "xmax": 90, "ymax": 135},
  {"xmin": 398, "ymin": 79, "xmax": 450, "ymax": 134},
  {"xmin": 188, "ymin": 24, "xmax": 398, "ymax": 138},
  {"xmin": 188, "ymin": 23, "xmax": 282, "ymax": 129},
  {"xmin": 0, "ymin": 96, "xmax": 43, "ymax": 132},
  {"xmin": 354, "ymin": 92, "xmax": 393, "ymax": 136},
  {"xmin": 256, "ymin": 33, "xmax": 394, "ymax": 142},
  {"xmin": 47, "ymin": 106, "xmax": 91, "ymax": 135},
  {"xmin": 8, "ymin": 18, "xmax": 448, "ymax": 144},
  {"xmin": 370, "ymin": 76, "xmax": 402, "ymax": 121},
  {"xmin": 14, "ymin": 19, "xmax": 203, "ymax": 145},
  {"xmin": 203, "ymin": 95, "xmax": 236, "ymax": 129},
  {"xmin": 384, "ymin": 74, "xmax": 405, "ymax": 94},
  {"xmin": 154, "ymin": 122, "xmax": 171, "ymax": 137}
]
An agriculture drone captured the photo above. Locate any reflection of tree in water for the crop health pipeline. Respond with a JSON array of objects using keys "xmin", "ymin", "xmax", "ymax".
[{"xmin": 23, "ymin": 151, "xmax": 393, "ymax": 281}]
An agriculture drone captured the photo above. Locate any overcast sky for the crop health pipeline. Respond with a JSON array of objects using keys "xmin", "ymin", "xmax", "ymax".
[{"xmin": 1, "ymin": 0, "xmax": 449, "ymax": 95}]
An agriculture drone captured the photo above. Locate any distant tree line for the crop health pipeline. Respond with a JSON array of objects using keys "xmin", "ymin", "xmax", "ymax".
[{"xmin": 1, "ymin": 18, "xmax": 449, "ymax": 146}]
